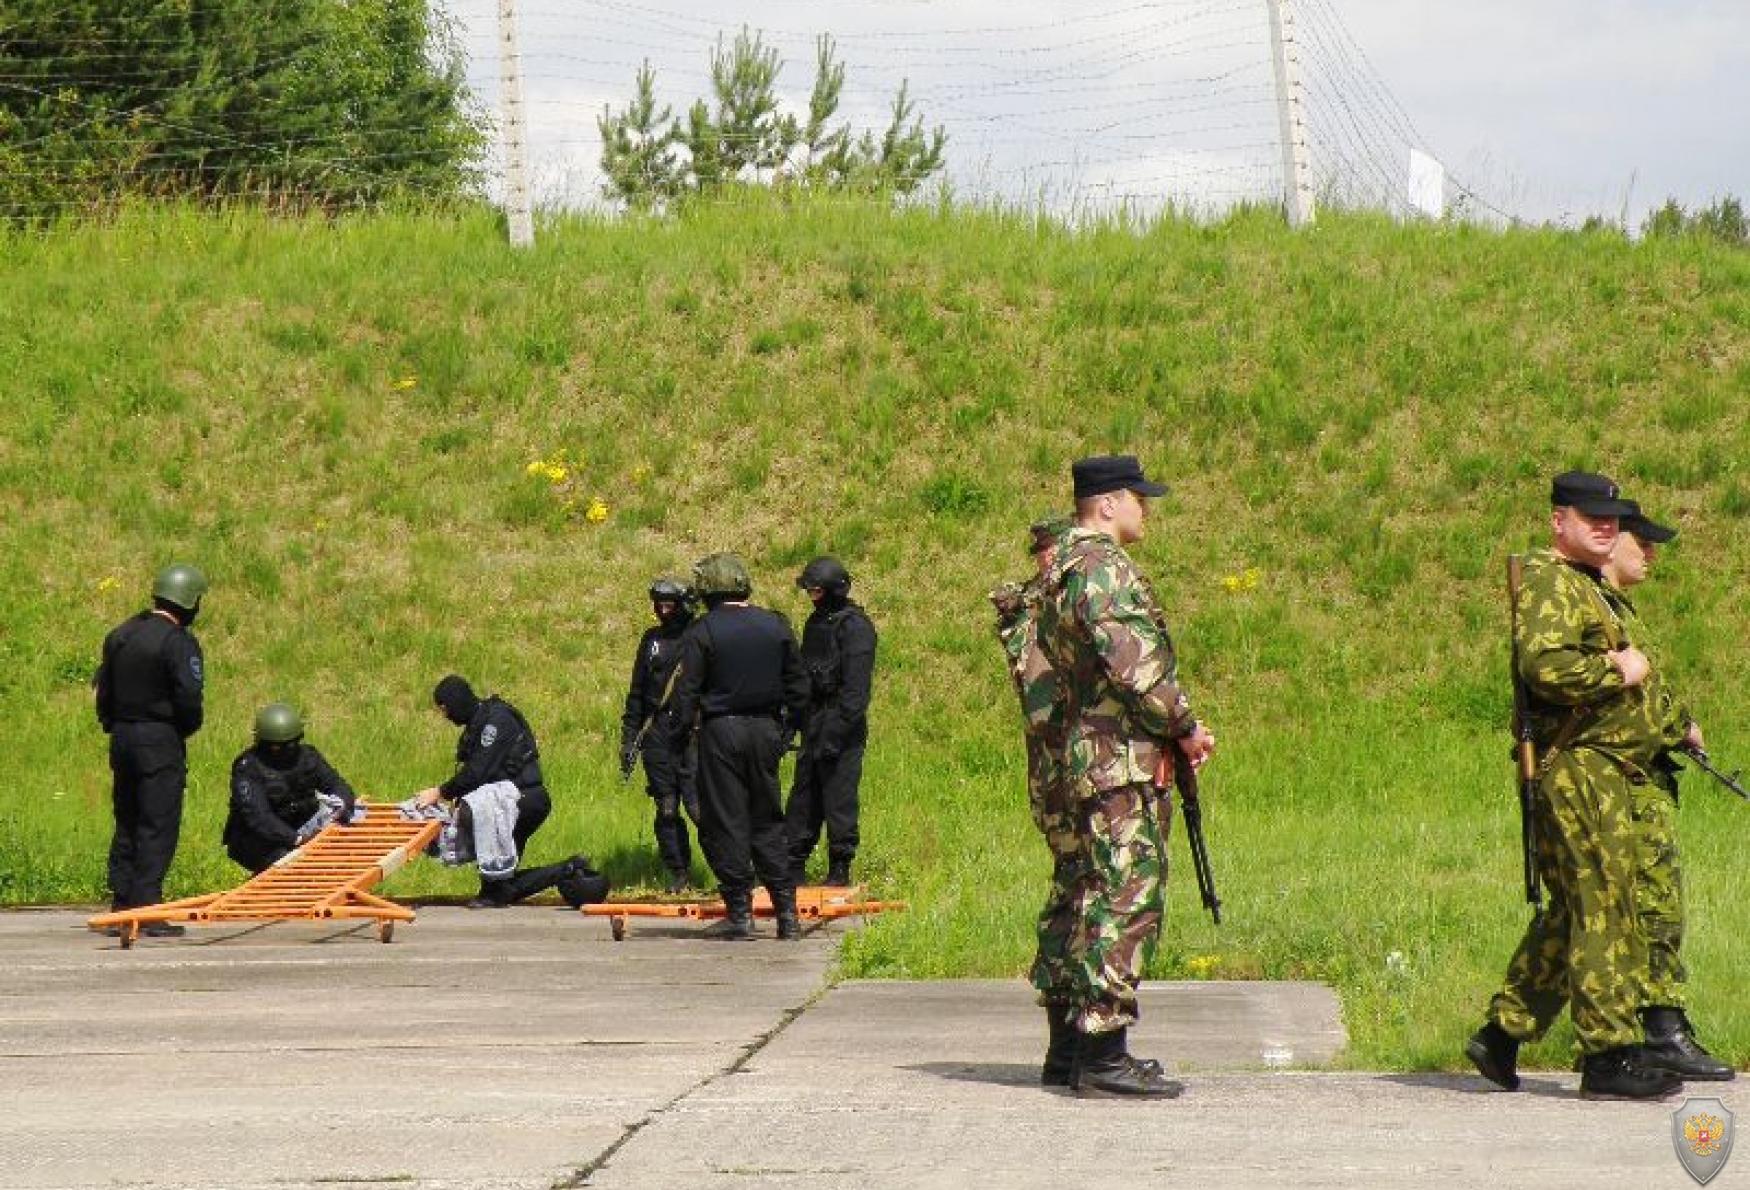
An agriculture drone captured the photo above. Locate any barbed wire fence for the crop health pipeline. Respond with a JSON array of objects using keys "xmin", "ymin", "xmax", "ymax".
[
  {"xmin": 0, "ymin": 0, "xmax": 1521, "ymax": 228},
  {"xmin": 451, "ymin": 0, "xmax": 1521, "ymax": 230}
]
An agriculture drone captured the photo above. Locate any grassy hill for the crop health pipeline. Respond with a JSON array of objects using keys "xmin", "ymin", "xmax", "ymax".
[{"xmin": 4, "ymin": 197, "xmax": 1748, "ymax": 1070}]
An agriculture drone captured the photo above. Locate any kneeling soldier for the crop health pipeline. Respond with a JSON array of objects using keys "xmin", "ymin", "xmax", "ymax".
[{"xmin": 223, "ymin": 703, "xmax": 357, "ymax": 874}]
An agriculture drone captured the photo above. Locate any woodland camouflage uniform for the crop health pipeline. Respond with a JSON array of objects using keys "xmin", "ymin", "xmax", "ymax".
[
  {"xmin": 1610, "ymin": 590, "xmax": 1695, "ymax": 1008},
  {"xmin": 1034, "ymin": 525, "xmax": 1196, "ymax": 1035},
  {"xmin": 1489, "ymin": 546, "xmax": 1674, "ymax": 1053},
  {"xmin": 991, "ymin": 526, "xmax": 1080, "ymax": 1005}
]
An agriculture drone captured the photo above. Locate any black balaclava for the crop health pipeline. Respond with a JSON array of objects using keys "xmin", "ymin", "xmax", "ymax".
[
  {"xmin": 655, "ymin": 600, "xmax": 693, "ymax": 631},
  {"xmin": 433, "ymin": 674, "xmax": 480, "ymax": 725},
  {"xmin": 153, "ymin": 596, "xmax": 197, "ymax": 627}
]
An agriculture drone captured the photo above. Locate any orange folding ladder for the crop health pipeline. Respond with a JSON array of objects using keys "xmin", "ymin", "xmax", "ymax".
[
  {"xmin": 582, "ymin": 884, "xmax": 905, "ymax": 940},
  {"xmin": 87, "ymin": 803, "xmax": 442, "ymax": 948}
]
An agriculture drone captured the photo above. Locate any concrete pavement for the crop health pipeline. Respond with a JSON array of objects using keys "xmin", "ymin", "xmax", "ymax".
[{"xmin": 2, "ymin": 907, "xmax": 1739, "ymax": 1190}]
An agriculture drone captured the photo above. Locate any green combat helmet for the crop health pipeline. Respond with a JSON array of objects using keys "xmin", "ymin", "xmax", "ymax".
[
  {"xmin": 152, "ymin": 563, "xmax": 209, "ymax": 612},
  {"xmin": 692, "ymin": 552, "xmax": 752, "ymax": 600},
  {"xmin": 254, "ymin": 703, "xmax": 304, "ymax": 745}
]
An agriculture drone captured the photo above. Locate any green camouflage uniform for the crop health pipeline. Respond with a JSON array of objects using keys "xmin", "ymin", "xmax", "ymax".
[
  {"xmin": 991, "ymin": 574, "xmax": 1079, "ymax": 1004},
  {"xmin": 1489, "ymin": 548, "xmax": 1677, "ymax": 1053},
  {"xmin": 1612, "ymin": 591, "xmax": 1694, "ymax": 1008},
  {"xmin": 1034, "ymin": 526, "xmax": 1196, "ymax": 1035}
]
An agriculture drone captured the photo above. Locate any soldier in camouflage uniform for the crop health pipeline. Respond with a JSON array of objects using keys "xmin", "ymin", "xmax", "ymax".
[
  {"xmin": 1466, "ymin": 471, "xmax": 1685, "ymax": 1101},
  {"xmin": 991, "ymin": 515, "xmax": 1081, "ymax": 1086},
  {"xmin": 1035, "ymin": 456, "xmax": 1216, "ymax": 1099},
  {"xmin": 1600, "ymin": 504, "xmax": 1733, "ymax": 1081}
]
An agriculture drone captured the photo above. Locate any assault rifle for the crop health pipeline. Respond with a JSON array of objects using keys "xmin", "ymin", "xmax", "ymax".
[
  {"xmin": 1506, "ymin": 555, "xmax": 1543, "ymax": 913},
  {"xmin": 1155, "ymin": 748, "xmax": 1222, "ymax": 925},
  {"xmin": 1680, "ymin": 745, "xmax": 1750, "ymax": 801}
]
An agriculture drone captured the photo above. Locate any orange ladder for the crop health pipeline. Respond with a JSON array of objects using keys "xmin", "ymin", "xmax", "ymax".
[
  {"xmin": 87, "ymin": 803, "xmax": 442, "ymax": 948},
  {"xmin": 583, "ymin": 884, "xmax": 905, "ymax": 940}
]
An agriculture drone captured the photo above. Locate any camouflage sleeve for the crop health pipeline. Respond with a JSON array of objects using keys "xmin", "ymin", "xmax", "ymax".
[
  {"xmin": 1074, "ymin": 553, "xmax": 1193, "ymax": 740},
  {"xmin": 1514, "ymin": 564, "xmax": 1627, "ymax": 707}
]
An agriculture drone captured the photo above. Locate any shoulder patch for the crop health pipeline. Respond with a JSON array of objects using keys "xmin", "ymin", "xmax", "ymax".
[
  {"xmin": 480, "ymin": 723, "xmax": 498, "ymax": 748},
  {"xmin": 190, "ymin": 656, "xmax": 204, "ymax": 684}
]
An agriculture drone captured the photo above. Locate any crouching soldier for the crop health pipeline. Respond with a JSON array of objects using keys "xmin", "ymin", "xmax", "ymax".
[{"xmin": 223, "ymin": 703, "xmax": 357, "ymax": 874}]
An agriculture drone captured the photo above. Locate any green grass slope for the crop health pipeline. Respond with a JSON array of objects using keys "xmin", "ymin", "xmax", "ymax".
[{"xmin": 3, "ymin": 198, "xmax": 1749, "ymax": 1070}]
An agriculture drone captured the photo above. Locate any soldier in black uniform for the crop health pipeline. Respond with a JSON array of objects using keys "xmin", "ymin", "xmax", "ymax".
[
  {"xmin": 620, "ymin": 576, "xmax": 701, "ymax": 893},
  {"xmin": 223, "ymin": 703, "xmax": 358, "ymax": 873},
  {"xmin": 659, "ymin": 553, "xmax": 811, "ymax": 940},
  {"xmin": 93, "ymin": 563, "xmax": 208, "ymax": 935},
  {"xmin": 785, "ymin": 557, "xmax": 878, "ymax": 887},
  {"xmin": 413, "ymin": 676, "xmax": 574, "ymax": 907}
]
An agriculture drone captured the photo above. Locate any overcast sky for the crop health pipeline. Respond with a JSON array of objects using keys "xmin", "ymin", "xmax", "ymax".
[{"xmin": 440, "ymin": 0, "xmax": 1747, "ymax": 228}]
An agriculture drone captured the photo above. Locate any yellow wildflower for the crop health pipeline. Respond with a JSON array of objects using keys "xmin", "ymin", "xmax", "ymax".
[
  {"xmin": 1221, "ymin": 567, "xmax": 1261, "ymax": 594},
  {"xmin": 585, "ymin": 497, "xmax": 609, "ymax": 524},
  {"xmin": 392, "ymin": 375, "xmax": 418, "ymax": 390},
  {"xmin": 96, "ymin": 574, "xmax": 120, "ymax": 593}
]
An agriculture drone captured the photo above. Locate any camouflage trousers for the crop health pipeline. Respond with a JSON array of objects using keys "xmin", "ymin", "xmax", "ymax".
[
  {"xmin": 1490, "ymin": 749, "xmax": 1644, "ymax": 1053},
  {"xmin": 1632, "ymin": 779, "xmax": 1687, "ymax": 1008},
  {"xmin": 1029, "ymin": 782, "xmax": 1166, "ymax": 1034}
]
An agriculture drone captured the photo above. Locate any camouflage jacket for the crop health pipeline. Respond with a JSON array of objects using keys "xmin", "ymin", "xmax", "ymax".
[
  {"xmin": 1515, "ymin": 548, "xmax": 1687, "ymax": 769},
  {"xmin": 1609, "ymin": 587, "xmax": 1692, "ymax": 768},
  {"xmin": 1037, "ymin": 526, "xmax": 1195, "ymax": 793},
  {"xmin": 990, "ymin": 577, "xmax": 1065, "ymax": 747}
]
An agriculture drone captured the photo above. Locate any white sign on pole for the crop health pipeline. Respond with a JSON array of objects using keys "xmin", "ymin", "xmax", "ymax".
[{"xmin": 1407, "ymin": 149, "xmax": 1446, "ymax": 219}]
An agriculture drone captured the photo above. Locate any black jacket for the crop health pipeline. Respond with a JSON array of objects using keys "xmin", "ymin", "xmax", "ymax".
[
  {"xmin": 94, "ymin": 610, "xmax": 204, "ymax": 737},
  {"xmin": 620, "ymin": 620, "xmax": 690, "ymax": 754},
  {"xmin": 800, "ymin": 600, "xmax": 878, "ymax": 755},
  {"xmin": 223, "ymin": 743, "xmax": 356, "ymax": 867},
  {"xmin": 440, "ymin": 696, "xmax": 543, "ymax": 800},
  {"xmin": 660, "ymin": 604, "xmax": 810, "ymax": 751}
]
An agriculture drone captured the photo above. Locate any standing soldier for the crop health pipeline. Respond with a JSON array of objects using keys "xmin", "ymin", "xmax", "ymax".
[
  {"xmin": 1599, "ymin": 503, "xmax": 1733, "ymax": 1081},
  {"xmin": 412, "ymin": 676, "xmax": 573, "ymax": 907},
  {"xmin": 94, "ymin": 563, "xmax": 208, "ymax": 935},
  {"xmin": 621, "ymin": 576, "xmax": 701, "ymax": 893},
  {"xmin": 1036, "ymin": 457, "xmax": 1216, "ymax": 1099},
  {"xmin": 223, "ymin": 703, "xmax": 358, "ymax": 874},
  {"xmin": 1466, "ymin": 471, "xmax": 1684, "ymax": 1100},
  {"xmin": 660, "ymin": 553, "xmax": 811, "ymax": 940},
  {"xmin": 991, "ymin": 516, "xmax": 1083, "ymax": 1086},
  {"xmin": 785, "ymin": 557, "xmax": 878, "ymax": 887}
]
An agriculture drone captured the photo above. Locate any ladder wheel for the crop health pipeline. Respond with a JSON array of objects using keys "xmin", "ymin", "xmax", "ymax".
[{"xmin": 377, "ymin": 921, "xmax": 395, "ymax": 944}]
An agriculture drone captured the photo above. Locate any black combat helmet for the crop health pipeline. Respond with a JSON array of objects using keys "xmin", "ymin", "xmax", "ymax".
[
  {"xmin": 796, "ymin": 556, "xmax": 851, "ymax": 598},
  {"xmin": 648, "ymin": 576, "xmax": 693, "ymax": 605}
]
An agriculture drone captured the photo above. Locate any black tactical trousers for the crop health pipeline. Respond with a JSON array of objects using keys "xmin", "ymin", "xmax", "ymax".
[
  {"xmin": 786, "ymin": 742, "xmax": 865, "ymax": 869},
  {"xmin": 106, "ymin": 722, "xmax": 187, "ymax": 909},
  {"xmin": 695, "ymin": 716, "xmax": 792, "ymax": 901},
  {"xmin": 642, "ymin": 742, "xmax": 699, "ymax": 877}
]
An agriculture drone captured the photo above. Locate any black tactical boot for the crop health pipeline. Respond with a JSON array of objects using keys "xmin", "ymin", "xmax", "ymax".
[
  {"xmin": 773, "ymin": 887, "xmax": 803, "ymax": 941},
  {"xmin": 1579, "ymin": 1045, "xmax": 1684, "ymax": 1100},
  {"xmin": 1465, "ymin": 1021, "xmax": 1522, "ymax": 1091},
  {"xmin": 1072, "ymin": 1028, "xmax": 1184, "ymax": 1099},
  {"xmin": 1641, "ymin": 1008, "xmax": 1736, "ymax": 1082},
  {"xmin": 825, "ymin": 859, "xmax": 852, "ymax": 887},
  {"xmin": 1042, "ymin": 1006, "xmax": 1077, "ymax": 1087},
  {"xmin": 663, "ymin": 870, "xmax": 690, "ymax": 895},
  {"xmin": 709, "ymin": 892, "xmax": 756, "ymax": 941}
]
